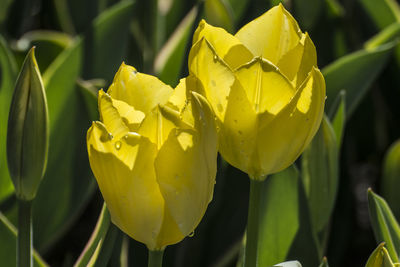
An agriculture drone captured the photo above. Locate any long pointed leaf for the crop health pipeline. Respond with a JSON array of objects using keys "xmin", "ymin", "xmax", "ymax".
[
  {"xmin": 154, "ymin": 6, "xmax": 198, "ymax": 87},
  {"xmin": 382, "ymin": 140, "xmax": 400, "ymax": 221},
  {"xmin": 368, "ymin": 189, "xmax": 400, "ymax": 262},
  {"xmin": 0, "ymin": 35, "xmax": 17, "ymax": 203},
  {"xmin": 257, "ymin": 166, "xmax": 320, "ymax": 266},
  {"xmin": 323, "ymin": 41, "xmax": 396, "ymax": 117},
  {"xmin": 301, "ymin": 116, "xmax": 339, "ymax": 233}
]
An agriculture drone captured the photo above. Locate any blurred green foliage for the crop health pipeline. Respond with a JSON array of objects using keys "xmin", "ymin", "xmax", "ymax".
[{"xmin": 1, "ymin": 0, "xmax": 400, "ymax": 266}]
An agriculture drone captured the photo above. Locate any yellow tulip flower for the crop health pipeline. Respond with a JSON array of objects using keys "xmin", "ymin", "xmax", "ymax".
[
  {"xmin": 189, "ymin": 4, "xmax": 326, "ymax": 180},
  {"xmin": 86, "ymin": 63, "xmax": 217, "ymax": 250}
]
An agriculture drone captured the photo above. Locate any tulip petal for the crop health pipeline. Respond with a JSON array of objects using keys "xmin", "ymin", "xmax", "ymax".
[
  {"xmin": 193, "ymin": 20, "xmax": 253, "ymax": 69},
  {"xmin": 277, "ymin": 33, "xmax": 317, "ymax": 87},
  {"xmin": 155, "ymin": 129, "xmax": 213, "ymax": 236},
  {"xmin": 168, "ymin": 78, "xmax": 188, "ymax": 112},
  {"xmin": 234, "ymin": 57, "xmax": 295, "ymax": 115},
  {"xmin": 107, "ymin": 63, "xmax": 173, "ymax": 115},
  {"xmin": 218, "ymin": 80, "xmax": 259, "ymax": 175},
  {"xmin": 188, "ymin": 38, "xmax": 235, "ymax": 121},
  {"xmin": 295, "ymin": 33, "xmax": 317, "ymax": 88},
  {"xmin": 256, "ymin": 67, "xmax": 325, "ymax": 176},
  {"xmin": 166, "ymin": 77, "xmax": 195, "ymax": 128},
  {"xmin": 137, "ymin": 106, "xmax": 178, "ymax": 149},
  {"xmin": 190, "ymin": 91, "xmax": 218, "ymax": 192},
  {"xmin": 110, "ymin": 97, "xmax": 145, "ymax": 131},
  {"xmin": 155, "ymin": 92, "xmax": 217, "ymax": 236},
  {"xmin": 154, "ymin": 203, "xmax": 186, "ymax": 248},
  {"xmin": 87, "ymin": 122, "xmax": 167, "ymax": 250},
  {"xmin": 235, "ymin": 4, "xmax": 301, "ymax": 65},
  {"xmin": 98, "ymin": 90, "xmax": 129, "ymax": 139}
]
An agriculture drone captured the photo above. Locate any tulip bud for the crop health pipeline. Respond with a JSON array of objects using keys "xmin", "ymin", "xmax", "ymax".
[{"xmin": 7, "ymin": 47, "xmax": 49, "ymax": 201}]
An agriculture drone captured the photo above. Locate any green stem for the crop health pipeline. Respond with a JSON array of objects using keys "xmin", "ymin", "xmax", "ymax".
[
  {"xmin": 148, "ymin": 249, "xmax": 164, "ymax": 267},
  {"xmin": 244, "ymin": 179, "xmax": 263, "ymax": 267},
  {"xmin": 17, "ymin": 199, "xmax": 32, "ymax": 267}
]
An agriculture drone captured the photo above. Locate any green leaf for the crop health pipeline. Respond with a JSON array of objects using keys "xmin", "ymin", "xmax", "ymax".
[
  {"xmin": 359, "ymin": 0, "xmax": 400, "ymax": 29},
  {"xmin": 0, "ymin": 212, "xmax": 48, "ymax": 267},
  {"xmin": 365, "ymin": 23, "xmax": 400, "ymax": 49},
  {"xmin": 226, "ymin": 0, "xmax": 250, "ymax": 23},
  {"xmin": 53, "ymin": 0, "xmax": 76, "ymax": 35},
  {"xmin": 204, "ymin": 0, "xmax": 234, "ymax": 33},
  {"xmin": 368, "ymin": 189, "xmax": 400, "ymax": 262},
  {"xmin": 77, "ymin": 79, "xmax": 102, "ymax": 121},
  {"xmin": 301, "ymin": 116, "xmax": 339, "ymax": 233},
  {"xmin": 154, "ymin": 6, "xmax": 198, "ymax": 87},
  {"xmin": 42, "ymin": 38, "xmax": 83, "ymax": 130},
  {"xmin": 15, "ymin": 30, "xmax": 73, "ymax": 73},
  {"xmin": 292, "ymin": 0, "xmax": 322, "ymax": 30},
  {"xmin": 366, "ymin": 243, "xmax": 397, "ymax": 267},
  {"xmin": 0, "ymin": 35, "xmax": 17, "ymax": 203},
  {"xmin": 257, "ymin": 166, "xmax": 320, "ymax": 267},
  {"xmin": 322, "ymin": 41, "xmax": 396, "ymax": 117},
  {"xmin": 82, "ymin": 0, "xmax": 135, "ymax": 82},
  {"xmin": 7, "ymin": 47, "xmax": 49, "ymax": 201},
  {"xmin": 74, "ymin": 203, "xmax": 111, "ymax": 267},
  {"xmin": 92, "ymin": 224, "xmax": 123, "ymax": 267},
  {"xmin": 0, "ymin": 0, "xmax": 14, "ymax": 26},
  {"xmin": 325, "ymin": 0, "xmax": 344, "ymax": 18},
  {"xmin": 330, "ymin": 90, "xmax": 346, "ymax": 149},
  {"xmin": 382, "ymin": 139, "xmax": 400, "ymax": 220}
]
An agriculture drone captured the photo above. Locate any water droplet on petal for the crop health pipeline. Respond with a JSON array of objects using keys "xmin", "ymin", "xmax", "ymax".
[
  {"xmin": 188, "ymin": 231, "xmax": 195, "ymax": 237},
  {"xmin": 213, "ymin": 55, "xmax": 218, "ymax": 62},
  {"xmin": 108, "ymin": 133, "xmax": 113, "ymax": 140},
  {"xmin": 115, "ymin": 141, "xmax": 122, "ymax": 150}
]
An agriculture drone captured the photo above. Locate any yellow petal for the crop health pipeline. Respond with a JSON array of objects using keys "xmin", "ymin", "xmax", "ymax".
[
  {"xmin": 107, "ymin": 63, "xmax": 173, "ymax": 115},
  {"xmin": 110, "ymin": 97, "xmax": 145, "ymax": 132},
  {"xmin": 189, "ymin": 38, "xmax": 235, "ymax": 120},
  {"xmin": 234, "ymin": 57, "xmax": 295, "ymax": 115},
  {"xmin": 167, "ymin": 78, "xmax": 188, "ymax": 112},
  {"xmin": 87, "ymin": 122, "xmax": 166, "ymax": 250},
  {"xmin": 193, "ymin": 20, "xmax": 253, "ymax": 69},
  {"xmin": 190, "ymin": 91, "xmax": 218, "ymax": 184},
  {"xmin": 295, "ymin": 33, "xmax": 318, "ymax": 88},
  {"xmin": 235, "ymin": 4, "xmax": 301, "ymax": 65},
  {"xmin": 277, "ymin": 33, "xmax": 317, "ymax": 87},
  {"xmin": 155, "ymin": 129, "xmax": 216, "ymax": 236},
  {"xmin": 217, "ymin": 80, "xmax": 259, "ymax": 175},
  {"xmin": 154, "ymin": 203, "xmax": 185, "ymax": 248},
  {"xmin": 255, "ymin": 67, "xmax": 326, "ymax": 176},
  {"xmin": 137, "ymin": 106, "xmax": 178, "ymax": 149},
  {"xmin": 98, "ymin": 90, "xmax": 129, "ymax": 139},
  {"xmin": 166, "ymin": 77, "xmax": 195, "ymax": 128}
]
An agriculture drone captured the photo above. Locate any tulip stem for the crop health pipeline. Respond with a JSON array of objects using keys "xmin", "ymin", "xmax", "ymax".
[
  {"xmin": 244, "ymin": 178, "xmax": 263, "ymax": 267},
  {"xmin": 17, "ymin": 199, "xmax": 33, "ymax": 267},
  {"xmin": 148, "ymin": 249, "xmax": 164, "ymax": 267}
]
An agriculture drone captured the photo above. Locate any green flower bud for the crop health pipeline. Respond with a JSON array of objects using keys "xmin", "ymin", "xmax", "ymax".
[{"xmin": 7, "ymin": 47, "xmax": 49, "ymax": 201}]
